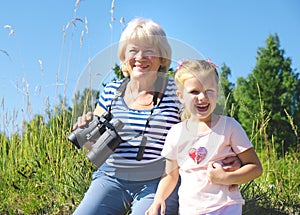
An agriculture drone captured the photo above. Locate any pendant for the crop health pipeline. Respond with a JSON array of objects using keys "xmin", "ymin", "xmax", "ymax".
[{"xmin": 189, "ymin": 147, "xmax": 207, "ymax": 164}]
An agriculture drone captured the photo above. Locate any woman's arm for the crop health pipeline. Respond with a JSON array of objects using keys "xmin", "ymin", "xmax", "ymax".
[
  {"xmin": 207, "ymin": 148, "xmax": 263, "ymax": 185},
  {"xmin": 93, "ymin": 103, "xmax": 106, "ymax": 117},
  {"xmin": 145, "ymin": 159, "xmax": 179, "ymax": 215}
]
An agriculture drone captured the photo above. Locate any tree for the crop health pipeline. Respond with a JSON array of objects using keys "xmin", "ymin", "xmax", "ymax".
[
  {"xmin": 219, "ymin": 64, "xmax": 236, "ymax": 117},
  {"xmin": 234, "ymin": 33, "xmax": 299, "ymax": 155}
]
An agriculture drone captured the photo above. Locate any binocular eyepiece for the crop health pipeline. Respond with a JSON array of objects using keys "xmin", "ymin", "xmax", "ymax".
[{"xmin": 68, "ymin": 112, "xmax": 124, "ymax": 167}]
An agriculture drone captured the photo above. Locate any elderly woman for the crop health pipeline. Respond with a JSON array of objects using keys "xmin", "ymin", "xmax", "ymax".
[{"xmin": 73, "ymin": 18, "xmax": 240, "ymax": 215}]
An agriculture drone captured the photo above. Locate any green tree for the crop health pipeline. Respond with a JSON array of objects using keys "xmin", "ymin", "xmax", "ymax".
[
  {"xmin": 112, "ymin": 63, "xmax": 124, "ymax": 80},
  {"xmin": 234, "ymin": 34, "xmax": 299, "ymax": 155},
  {"xmin": 219, "ymin": 64, "xmax": 236, "ymax": 117}
]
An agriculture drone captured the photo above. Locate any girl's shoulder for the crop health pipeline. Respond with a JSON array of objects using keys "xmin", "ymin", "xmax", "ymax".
[
  {"xmin": 219, "ymin": 115, "xmax": 239, "ymax": 125},
  {"xmin": 169, "ymin": 120, "xmax": 186, "ymax": 132}
]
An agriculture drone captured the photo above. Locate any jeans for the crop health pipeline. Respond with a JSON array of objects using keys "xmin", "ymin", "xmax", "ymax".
[{"xmin": 73, "ymin": 170, "xmax": 179, "ymax": 215}]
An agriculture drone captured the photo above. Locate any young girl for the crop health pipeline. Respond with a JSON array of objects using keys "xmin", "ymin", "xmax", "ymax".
[{"xmin": 145, "ymin": 60, "xmax": 263, "ymax": 215}]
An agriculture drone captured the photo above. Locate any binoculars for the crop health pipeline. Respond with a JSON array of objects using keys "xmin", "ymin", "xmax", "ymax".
[{"xmin": 68, "ymin": 112, "xmax": 124, "ymax": 167}]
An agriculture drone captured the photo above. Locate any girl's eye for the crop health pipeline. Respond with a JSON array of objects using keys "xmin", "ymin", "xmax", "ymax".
[
  {"xmin": 205, "ymin": 89, "xmax": 217, "ymax": 96},
  {"xmin": 189, "ymin": 90, "xmax": 200, "ymax": 95}
]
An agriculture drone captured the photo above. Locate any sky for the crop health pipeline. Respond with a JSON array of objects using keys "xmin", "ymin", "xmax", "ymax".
[{"xmin": 0, "ymin": 0, "xmax": 299, "ymax": 134}]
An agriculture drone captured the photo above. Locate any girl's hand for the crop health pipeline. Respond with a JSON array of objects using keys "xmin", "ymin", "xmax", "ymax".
[
  {"xmin": 145, "ymin": 199, "xmax": 166, "ymax": 215},
  {"xmin": 207, "ymin": 161, "xmax": 239, "ymax": 191},
  {"xmin": 207, "ymin": 161, "xmax": 226, "ymax": 184}
]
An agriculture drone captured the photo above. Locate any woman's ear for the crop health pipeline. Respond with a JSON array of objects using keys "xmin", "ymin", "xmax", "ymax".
[{"xmin": 176, "ymin": 90, "xmax": 184, "ymax": 103}]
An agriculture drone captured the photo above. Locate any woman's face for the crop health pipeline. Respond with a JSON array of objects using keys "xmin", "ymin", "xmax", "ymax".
[{"xmin": 124, "ymin": 42, "xmax": 162, "ymax": 79}]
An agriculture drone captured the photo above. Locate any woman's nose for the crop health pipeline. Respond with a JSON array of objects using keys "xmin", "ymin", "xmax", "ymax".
[{"xmin": 135, "ymin": 50, "xmax": 144, "ymax": 59}]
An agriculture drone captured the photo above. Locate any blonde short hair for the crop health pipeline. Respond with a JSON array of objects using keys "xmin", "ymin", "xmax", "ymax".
[{"xmin": 118, "ymin": 18, "xmax": 172, "ymax": 76}]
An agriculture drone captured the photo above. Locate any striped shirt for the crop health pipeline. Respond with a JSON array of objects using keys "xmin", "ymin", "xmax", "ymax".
[{"xmin": 98, "ymin": 78, "xmax": 182, "ymax": 181}]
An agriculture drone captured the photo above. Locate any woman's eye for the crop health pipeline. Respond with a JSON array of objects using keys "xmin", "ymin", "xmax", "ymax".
[{"xmin": 144, "ymin": 50, "xmax": 155, "ymax": 56}]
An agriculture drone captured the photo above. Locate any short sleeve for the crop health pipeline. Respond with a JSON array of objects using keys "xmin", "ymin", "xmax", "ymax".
[
  {"xmin": 98, "ymin": 80, "xmax": 123, "ymax": 111},
  {"xmin": 230, "ymin": 118, "xmax": 253, "ymax": 154},
  {"xmin": 161, "ymin": 123, "xmax": 183, "ymax": 160}
]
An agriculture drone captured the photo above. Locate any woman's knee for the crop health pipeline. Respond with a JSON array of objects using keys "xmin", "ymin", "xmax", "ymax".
[{"xmin": 73, "ymin": 172, "xmax": 132, "ymax": 214}]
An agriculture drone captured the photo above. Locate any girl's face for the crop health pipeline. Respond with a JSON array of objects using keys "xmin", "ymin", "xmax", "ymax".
[
  {"xmin": 177, "ymin": 72, "xmax": 218, "ymax": 122},
  {"xmin": 124, "ymin": 42, "xmax": 162, "ymax": 79}
]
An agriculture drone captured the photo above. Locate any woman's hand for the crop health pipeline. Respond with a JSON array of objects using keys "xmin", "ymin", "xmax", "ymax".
[
  {"xmin": 72, "ymin": 112, "xmax": 94, "ymax": 130},
  {"xmin": 72, "ymin": 104, "xmax": 106, "ymax": 130},
  {"xmin": 221, "ymin": 156, "xmax": 241, "ymax": 172}
]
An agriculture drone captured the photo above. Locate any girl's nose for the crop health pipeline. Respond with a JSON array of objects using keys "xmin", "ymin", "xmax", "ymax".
[{"xmin": 197, "ymin": 92, "xmax": 206, "ymax": 100}]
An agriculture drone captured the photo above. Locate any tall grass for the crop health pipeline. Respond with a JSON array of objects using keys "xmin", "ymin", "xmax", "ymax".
[
  {"xmin": 0, "ymin": 107, "xmax": 96, "ymax": 214},
  {"xmin": 237, "ymin": 86, "xmax": 300, "ymax": 215},
  {"xmin": 0, "ymin": 83, "xmax": 299, "ymax": 214}
]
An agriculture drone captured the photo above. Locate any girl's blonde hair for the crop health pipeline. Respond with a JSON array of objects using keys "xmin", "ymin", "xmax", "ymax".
[
  {"xmin": 174, "ymin": 59, "xmax": 219, "ymax": 120},
  {"xmin": 118, "ymin": 18, "xmax": 172, "ymax": 76}
]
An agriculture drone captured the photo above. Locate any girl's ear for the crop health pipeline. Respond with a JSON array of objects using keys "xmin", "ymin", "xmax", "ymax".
[{"xmin": 176, "ymin": 90, "xmax": 184, "ymax": 103}]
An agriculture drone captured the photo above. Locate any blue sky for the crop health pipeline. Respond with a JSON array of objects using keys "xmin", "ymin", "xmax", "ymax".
[{"xmin": 0, "ymin": 0, "xmax": 299, "ymax": 134}]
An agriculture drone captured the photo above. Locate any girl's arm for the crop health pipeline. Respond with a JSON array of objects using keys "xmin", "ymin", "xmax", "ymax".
[
  {"xmin": 207, "ymin": 148, "xmax": 263, "ymax": 185},
  {"xmin": 145, "ymin": 159, "xmax": 179, "ymax": 215}
]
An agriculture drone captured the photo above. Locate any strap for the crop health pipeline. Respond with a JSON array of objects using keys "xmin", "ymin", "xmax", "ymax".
[
  {"xmin": 113, "ymin": 75, "xmax": 166, "ymax": 107},
  {"xmin": 153, "ymin": 70, "xmax": 167, "ymax": 106},
  {"xmin": 114, "ymin": 77, "xmax": 130, "ymax": 99},
  {"xmin": 108, "ymin": 77, "xmax": 130, "ymax": 113}
]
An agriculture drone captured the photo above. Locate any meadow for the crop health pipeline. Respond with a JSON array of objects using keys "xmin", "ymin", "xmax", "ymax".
[{"xmin": 0, "ymin": 85, "xmax": 299, "ymax": 215}]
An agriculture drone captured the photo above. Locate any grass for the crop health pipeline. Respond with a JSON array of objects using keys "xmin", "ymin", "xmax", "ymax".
[
  {"xmin": 0, "ymin": 109, "xmax": 95, "ymax": 214},
  {"xmin": 0, "ymin": 86, "xmax": 299, "ymax": 215}
]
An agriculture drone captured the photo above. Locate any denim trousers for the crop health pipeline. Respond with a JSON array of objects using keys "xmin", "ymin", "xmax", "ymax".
[{"xmin": 73, "ymin": 170, "xmax": 179, "ymax": 215}]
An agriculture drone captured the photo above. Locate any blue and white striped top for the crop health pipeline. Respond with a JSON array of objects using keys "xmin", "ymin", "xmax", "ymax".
[{"xmin": 97, "ymin": 78, "xmax": 182, "ymax": 181}]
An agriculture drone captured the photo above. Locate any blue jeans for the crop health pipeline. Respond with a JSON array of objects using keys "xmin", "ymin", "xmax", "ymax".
[{"xmin": 73, "ymin": 170, "xmax": 179, "ymax": 215}]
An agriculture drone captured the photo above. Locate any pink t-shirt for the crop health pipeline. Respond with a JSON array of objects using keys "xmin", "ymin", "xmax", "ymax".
[{"xmin": 161, "ymin": 116, "xmax": 253, "ymax": 215}]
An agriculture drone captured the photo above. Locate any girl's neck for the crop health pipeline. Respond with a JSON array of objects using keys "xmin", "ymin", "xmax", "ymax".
[{"xmin": 187, "ymin": 114, "xmax": 219, "ymax": 134}]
